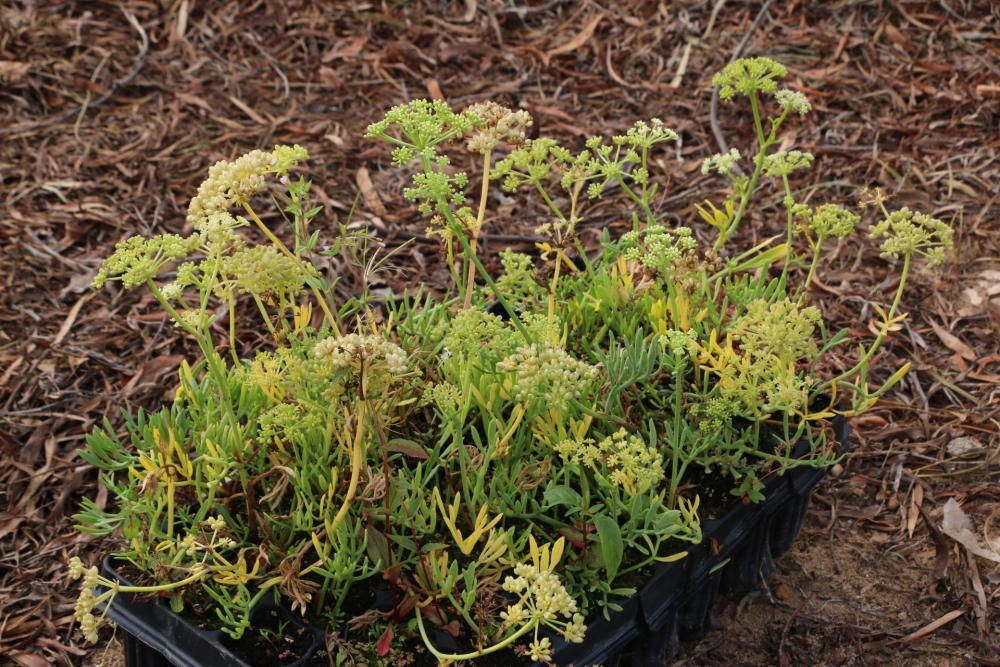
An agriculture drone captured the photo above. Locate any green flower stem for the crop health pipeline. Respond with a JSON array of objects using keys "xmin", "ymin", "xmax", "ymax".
[
  {"xmin": 817, "ymin": 253, "xmax": 911, "ymax": 393},
  {"xmin": 715, "ymin": 97, "xmax": 790, "ymax": 250},
  {"xmin": 242, "ymin": 203, "xmax": 339, "ymax": 335},
  {"xmin": 226, "ymin": 293, "xmax": 239, "ymax": 364},
  {"xmin": 533, "ymin": 180, "xmax": 567, "ymax": 222},
  {"xmin": 617, "ymin": 178, "xmax": 656, "ymax": 228},
  {"xmin": 668, "ymin": 358, "xmax": 685, "ymax": 507},
  {"xmin": 146, "ymin": 280, "xmax": 235, "ymax": 429},
  {"xmin": 778, "ymin": 174, "xmax": 796, "ymax": 287},
  {"xmin": 800, "ymin": 236, "xmax": 826, "ymax": 300},
  {"xmin": 327, "ymin": 397, "xmax": 368, "ymax": 537},
  {"xmin": 452, "ymin": 229, "xmax": 534, "ymax": 344},
  {"xmin": 251, "ymin": 294, "xmax": 279, "ymax": 339},
  {"xmin": 463, "ymin": 150, "xmax": 493, "ymax": 310},
  {"xmin": 415, "ymin": 605, "xmax": 535, "ymax": 662}
]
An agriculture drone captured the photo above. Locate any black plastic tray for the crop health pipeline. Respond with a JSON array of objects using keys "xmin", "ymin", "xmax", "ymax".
[
  {"xmin": 103, "ymin": 419, "xmax": 849, "ymax": 667},
  {"xmin": 99, "ymin": 558, "xmax": 324, "ymax": 667}
]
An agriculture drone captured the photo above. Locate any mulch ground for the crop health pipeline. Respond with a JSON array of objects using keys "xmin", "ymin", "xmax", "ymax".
[{"xmin": 1, "ymin": 1, "xmax": 998, "ymax": 665}]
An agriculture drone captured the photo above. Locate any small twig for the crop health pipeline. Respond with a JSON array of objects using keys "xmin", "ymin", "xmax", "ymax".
[
  {"xmin": 709, "ymin": 0, "xmax": 776, "ymax": 158},
  {"xmin": 778, "ymin": 596, "xmax": 810, "ymax": 664},
  {"xmin": 0, "ymin": 8, "xmax": 148, "ymax": 136}
]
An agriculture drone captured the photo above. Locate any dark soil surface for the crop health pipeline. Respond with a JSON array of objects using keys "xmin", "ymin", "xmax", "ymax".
[{"xmin": 2, "ymin": 1, "xmax": 998, "ymax": 665}]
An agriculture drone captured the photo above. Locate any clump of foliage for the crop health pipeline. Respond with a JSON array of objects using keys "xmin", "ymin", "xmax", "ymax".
[{"xmin": 73, "ymin": 59, "xmax": 951, "ymax": 664}]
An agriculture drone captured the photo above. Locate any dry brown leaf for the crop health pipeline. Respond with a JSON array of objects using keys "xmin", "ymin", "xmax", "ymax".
[
  {"xmin": 355, "ymin": 167, "xmax": 386, "ymax": 218},
  {"xmin": 929, "ymin": 320, "xmax": 976, "ymax": 361},
  {"xmin": 941, "ymin": 499, "xmax": 1000, "ymax": 563},
  {"xmin": 0, "ymin": 60, "xmax": 30, "ymax": 83},
  {"xmin": 546, "ymin": 14, "xmax": 603, "ymax": 59}
]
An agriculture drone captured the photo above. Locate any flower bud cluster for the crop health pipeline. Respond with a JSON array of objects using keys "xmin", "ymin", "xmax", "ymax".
[
  {"xmin": 187, "ymin": 145, "xmax": 308, "ymax": 223},
  {"xmin": 621, "ymin": 225, "xmax": 698, "ymax": 278},
  {"xmin": 257, "ymin": 402, "xmax": 320, "ymax": 445},
  {"xmin": 660, "ymin": 328, "xmax": 698, "ymax": 359},
  {"xmin": 731, "ymin": 298, "xmax": 821, "ymax": 364},
  {"xmin": 464, "ymin": 102, "xmax": 532, "ymax": 154},
  {"xmin": 763, "ymin": 150, "xmax": 814, "ymax": 177},
  {"xmin": 492, "ymin": 138, "xmax": 576, "ymax": 193},
  {"xmin": 713, "ymin": 57, "xmax": 788, "ymax": 101},
  {"xmin": 314, "ymin": 333, "xmax": 408, "ymax": 394},
  {"xmin": 701, "ymin": 148, "xmax": 742, "ymax": 177},
  {"xmin": 442, "ymin": 310, "xmax": 517, "ymax": 360},
  {"xmin": 870, "ymin": 207, "xmax": 953, "ymax": 267},
  {"xmin": 364, "ymin": 100, "xmax": 477, "ymax": 161},
  {"xmin": 93, "ymin": 234, "xmax": 198, "ymax": 290},
  {"xmin": 420, "ymin": 381, "xmax": 463, "ymax": 417},
  {"xmin": 497, "ymin": 342, "xmax": 598, "ymax": 404},
  {"xmin": 775, "ymin": 89, "xmax": 811, "ymax": 115},
  {"xmin": 614, "ymin": 118, "xmax": 678, "ymax": 150},
  {"xmin": 495, "ymin": 250, "xmax": 542, "ymax": 309},
  {"xmin": 219, "ymin": 246, "xmax": 318, "ymax": 299},
  {"xmin": 555, "ymin": 428, "xmax": 664, "ymax": 495},
  {"xmin": 798, "ymin": 203, "xmax": 859, "ymax": 240},
  {"xmin": 69, "ymin": 557, "xmax": 102, "ymax": 643}
]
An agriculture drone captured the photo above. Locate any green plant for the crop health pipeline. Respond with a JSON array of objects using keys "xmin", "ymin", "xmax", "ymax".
[{"xmin": 73, "ymin": 58, "xmax": 951, "ymax": 664}]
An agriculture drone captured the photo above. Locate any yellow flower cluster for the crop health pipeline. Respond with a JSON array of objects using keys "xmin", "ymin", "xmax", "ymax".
[
  {"xmin": 69, "ymin": 557, "xmax": 101, "ymax": 642},
  {"xmin": 556, "ymin": 429, "xmax": 664, "ymax": 495}
]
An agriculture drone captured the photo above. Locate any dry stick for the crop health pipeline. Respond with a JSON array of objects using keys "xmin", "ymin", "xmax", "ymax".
[
  {"xmin": 671, "ymin": 0, "xmax": 727, "ymax": 87},
  {"xmin": 0, "ymin": 8, "xmax": 149, "ymax": 136},
  {"xmin": 709, "ymin": 0, "xmax": 776, "ymax": 159}
]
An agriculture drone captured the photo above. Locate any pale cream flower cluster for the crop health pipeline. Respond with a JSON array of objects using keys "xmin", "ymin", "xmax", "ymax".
[
  {"xmin": 69, "ymin": 557, "xmax": 101, "ymax": 642},
  {"xmin": 314, "ymin": 333, "xmax": 408, "ymax": 393},
  {"xmin": 500, "ymin": 562, "xmax": 586, "ymax": 661},
  {"xmin": 187, "ymin": 145, "xmax": 308, "ymax": 223},
  {"xmin": 464, "ymin": 101, "xmax": 532, "ymax": 154}
]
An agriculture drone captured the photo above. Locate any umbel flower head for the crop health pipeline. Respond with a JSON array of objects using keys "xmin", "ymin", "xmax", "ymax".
[
  {"xmin": 555, "ymin": 429, "xmax": 665, "ymax": 495},
  {"xmin": 702, "ymin": 148, "xmax": 742, "ymax": 177},
  {"xmin": 68, "ymin": 557, "xmax": 101, "ymax": 643},
  {"xmin": 731, "ymin": 298, "xmax": 821, "ymax": 364},
  {"xmin": 497, "ymin": 342, "xmax": 598, "ymax": 404},
  {"xmin": 713, "ymin": 57, "xmax": 788, "ymax": 101},
  {"xmin": 93, "ymin": 234, "xmax": 198, "ymax": 289},
  {"xmin": 775, "ymin": 88, "xmax": 811, "ymax": 115},
  {"xmin": 799, "ymin": 203, "xmax": 860, "ymax": 240},
  {"xmin": 621, "ymin": 225, "xmax": 699, "ymax": 278},
  {"xmin": 313, "ymin": 333, "xmax": 408, "ymax": 395},
  {"xmin": 763, "ymin": 150, "xmax": 814, "ymax": 177},
  {"xmin": 870, "ymin": 207, "xmax": 953, "ymax": 267},
  {"xmin": 500, "ymin": 559, "xmax": 586, "ymax": 661},
  {"xmin": 219, "ymin": 245, "xmax": 318, "ymax": 300},
  {"xmin": 364, "ymin": 99, "xmax": 478, "ymax": 163},
  {"xmin": 187, "ymin": 144, "xmax": 308, "ymax": 224},
  {"xmin": 464, "ymin": 101, "xmax": 533, "ymax": 154}
]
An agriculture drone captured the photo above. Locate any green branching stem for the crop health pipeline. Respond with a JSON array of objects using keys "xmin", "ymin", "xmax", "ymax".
[
  {"xmin": 817, "ymin": 253, "xmax": 911, "ymax": 393},
  {"xmin": 714, "ymin": 96, "xmax": 790, "ymax": 249},
  {"xmin": 415, "ymin": 605, "xmax": 535, "ymax": 662}
]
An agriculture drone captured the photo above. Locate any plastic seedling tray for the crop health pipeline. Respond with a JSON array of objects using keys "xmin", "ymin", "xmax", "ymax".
[{"xmin": 104, "ymin": 418, "xmax": 849, "ymax": 667}]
